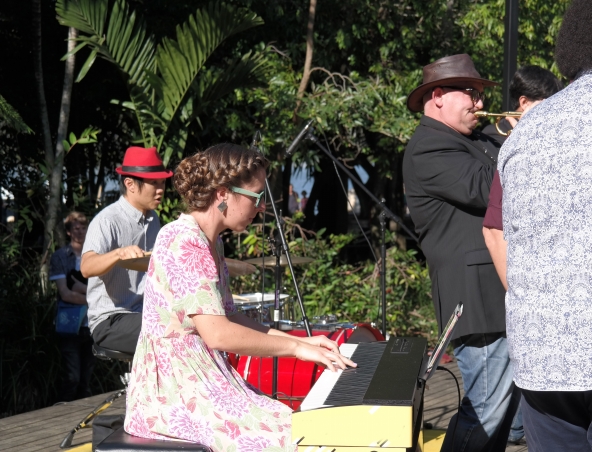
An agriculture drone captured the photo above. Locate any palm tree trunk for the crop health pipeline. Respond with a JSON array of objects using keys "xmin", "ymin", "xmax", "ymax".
[
  {"xmin": 36, "ymin": 15, "xmax": 78, "ymax": 291},
  {"xmin": 295, "ymin": 0, "xmax": 317, "ymax": 109},
  {"xmin": 33, "ymin": 0, "xmax": 54, "ymax": 293}
]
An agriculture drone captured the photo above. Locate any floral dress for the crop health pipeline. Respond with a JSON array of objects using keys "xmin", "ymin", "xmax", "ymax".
[{"xmin": 124, "ymin": 214, "xmax": 295, "ymax": 452}]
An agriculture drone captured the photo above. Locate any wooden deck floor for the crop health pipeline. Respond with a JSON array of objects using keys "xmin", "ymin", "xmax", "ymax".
[
  {"xmin": 424, "ymin": 361, "xmax": 527, "ymax": 452},
  {"xmin": 0, "ymin": 361, "xmax": 527, "ymax": 451}
]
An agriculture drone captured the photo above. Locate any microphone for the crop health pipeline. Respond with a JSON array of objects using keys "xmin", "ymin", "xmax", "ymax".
[
  {"xmin": 285, "ymin": 120, "xmax": 314, "ymax": 156},
  {"xmin": 251, "ymin": 130, "xmax": 262, "ymax": 153}
]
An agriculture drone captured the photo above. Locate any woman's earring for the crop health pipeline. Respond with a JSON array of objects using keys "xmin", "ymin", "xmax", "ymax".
[{"xmin": 217, "ymin": 200, "xmax": 228, "ymax": 212}]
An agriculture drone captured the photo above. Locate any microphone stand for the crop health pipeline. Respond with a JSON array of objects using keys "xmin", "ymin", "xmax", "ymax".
[
  {"xmin": 252, "ymin": 132, "xmax": 313, "ymax": 399},
  {"xmin": 269, "ymin": 231, "xmax": 282, "ymax": 401},
  {"xmin": 305, "ymin": 130, "xmax": 419, "ymax": 338},
  {"xmin": 261, "ymin": 179, "xmax": 313, "ymax": 337}
]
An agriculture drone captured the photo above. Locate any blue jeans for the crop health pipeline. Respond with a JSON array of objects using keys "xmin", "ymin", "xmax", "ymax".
[
  {"xmin": 440, "ymin": 333, "xmax": 521, "ymax": 452},
  {"xmin": 508, "ymin": 400, "xmax": 524, "ymax": 442}
]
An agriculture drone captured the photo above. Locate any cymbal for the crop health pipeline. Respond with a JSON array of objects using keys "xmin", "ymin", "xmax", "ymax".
[
  {"xmin": 117, "ymin": 254, "xmax": 256, "ymax": 276},
  {"xmin": 117, "ymin": 252, "xmax": 152, "ymax": 272},
  {"xmin": 225, "ymin": 258, "xmax": 257, "ymax": 277},
  {"xmin": 242, "ymin": 256, "xmax": 314, "ymax": 267}
]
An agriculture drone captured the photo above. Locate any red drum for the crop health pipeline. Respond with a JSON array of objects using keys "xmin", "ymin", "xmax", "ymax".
[{"xmin": 231, "ymin": 323, "xmax": 384, "ymax": 410}]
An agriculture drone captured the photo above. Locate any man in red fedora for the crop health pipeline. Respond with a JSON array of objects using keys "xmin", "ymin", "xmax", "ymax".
[
  {"xmin": 81, "ymin": 146, "xmax": 173, "ymax": 354},
  {"xmin": 403, "ymin": 54, "xmax": 519, "ymax": 451}
]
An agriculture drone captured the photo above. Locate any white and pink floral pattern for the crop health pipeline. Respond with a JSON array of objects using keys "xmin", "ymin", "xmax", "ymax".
[{"xmin": 124, "ymin": 214, "xmax": 294, "ymax": 451}]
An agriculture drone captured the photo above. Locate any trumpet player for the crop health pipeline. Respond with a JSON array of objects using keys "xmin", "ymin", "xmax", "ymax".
[{"xmin": 403, "ymin": 54, "xmax": 517, "ymax": 452}]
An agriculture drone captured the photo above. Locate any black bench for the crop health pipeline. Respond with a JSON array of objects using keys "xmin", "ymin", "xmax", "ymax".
[{"xmin": 96, "ymin": 426, "xmax": 212, "ymax": 452}]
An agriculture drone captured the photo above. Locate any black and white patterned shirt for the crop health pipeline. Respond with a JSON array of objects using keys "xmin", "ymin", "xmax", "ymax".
[
  {"xmin": 82, "ymin": 196, "xmax": 160, "ymax": 332},
  {"xmin": 499, "ymin": 73, "xmax": 592, "ymax": 391}
]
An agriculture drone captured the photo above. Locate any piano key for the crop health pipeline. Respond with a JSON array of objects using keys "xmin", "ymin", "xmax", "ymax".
[
  {"xmin": 299, "ymin": 343, "xmax": 358, "ymax": 412},
  {"xmin": 300, "ymin": 342, "xmax": 388, "ymax": 411}
]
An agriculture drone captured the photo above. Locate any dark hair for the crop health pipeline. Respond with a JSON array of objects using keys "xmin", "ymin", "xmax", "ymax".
[
  {"xmin": 555, "ymin": 0, "xmax": 592, "ymax": 80},
  {"xmin": 174, "ymin": 143, "xmax": 268, "ymax": 212},
  {"xmin": 64, "ymin": 211, "xmax": 88, "ymax": 233},
  {"xmin": 119, "ymin": 175, "xmax": 145, "ymax": 195},
  {"xmin": 509, "ymin": 66, "xmax": 563, "ymax": 109}
]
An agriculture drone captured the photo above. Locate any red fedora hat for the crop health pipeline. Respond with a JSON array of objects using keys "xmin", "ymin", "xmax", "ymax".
[
  {"xmin": 406, "ymin": 54, "xmax": 499, "ymax": 113},
  {"xmin": 115, "ymin": 147, "xmax": 173, "ymax": 179}
]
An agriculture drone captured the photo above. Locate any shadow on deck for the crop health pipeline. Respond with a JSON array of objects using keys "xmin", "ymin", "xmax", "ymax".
[{"xmin": 0, "ymin": 361, "xmax": 527, "ymax": 451}]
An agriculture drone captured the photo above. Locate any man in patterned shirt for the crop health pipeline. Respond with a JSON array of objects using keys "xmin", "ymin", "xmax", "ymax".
[
  {"xmin": 498, "ymin": 0, "xmax": 592, "ymax": 449},
  {"xmin": 81, "ymin": 147, "xmax": 172, "ymax": 354}
]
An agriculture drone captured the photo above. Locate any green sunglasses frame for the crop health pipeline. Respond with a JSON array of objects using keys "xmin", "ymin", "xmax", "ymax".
[{"xmin": 230, "ymin": 186, "xmax": 265, "ymax": 207}]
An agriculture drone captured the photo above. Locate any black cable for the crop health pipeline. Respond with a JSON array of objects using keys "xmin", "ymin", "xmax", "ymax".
[
  {"xmin": 437, "ymin": 365, "xmax": 461, "ymax": 448},
  {"xmin": 322, "ymin": 132, "xmax": 378, "ymax": 264},
  {"xmin": 321, "ymin": 133, "xmax": 385, "ymax": 327}
]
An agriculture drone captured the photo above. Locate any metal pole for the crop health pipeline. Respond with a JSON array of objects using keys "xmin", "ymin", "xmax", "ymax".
[
  {"xmin": 379, "ymin": 204, "xmax": 387, "ymax": 338},
  {"xmin": 502, "ymin": 0, "xmax": 519, "ymax": 111}
]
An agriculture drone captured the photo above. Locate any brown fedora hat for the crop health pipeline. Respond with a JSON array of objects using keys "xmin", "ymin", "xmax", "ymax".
[{"xmin": 407, "ymin": 54, "xmax": 499, "ymax": 113}]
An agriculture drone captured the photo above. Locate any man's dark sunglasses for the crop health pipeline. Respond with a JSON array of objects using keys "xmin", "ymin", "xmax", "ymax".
[{"xmin": 440, "ymin": 86, "xmax": 485, "ymax": 104}]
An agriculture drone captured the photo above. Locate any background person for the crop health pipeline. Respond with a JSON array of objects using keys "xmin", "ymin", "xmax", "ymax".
[
  {"xmin": 483, "ymin": 66, "xmax": 563, "ymax": 289},
  {"xmin": 403, "ymin": 53, "xmax": 519, "ymax": 452},
  {"xmin": 49, "ymin": 211, "xmax": 95, "ymax": 402},
  {"xmin": 288, "ymin": 183, "xmax": 299, "ymax": 214},
  {"xmin": 124, "ymin": 144, "xmax": 354, "ymax": 449},
  {"xmin": 300, "ymin": 190, "xmax": 308, "ymax": 211},
  {"xmin": 482, "ymin": 65, "xmax": 563, "ymax": 144},
  {"xmin": 81, "ymin": 146, "xmax": 172, "ymax": 355},
  {"xmin": 498, "ymin": 0, "xmax": 592, "ymax": 449}
]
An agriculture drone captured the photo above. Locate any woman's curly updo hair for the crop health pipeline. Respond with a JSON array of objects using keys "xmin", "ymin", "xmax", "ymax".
[{"xmin": 174, "ymin": 143, "xmax": 268, "ymax": 212}]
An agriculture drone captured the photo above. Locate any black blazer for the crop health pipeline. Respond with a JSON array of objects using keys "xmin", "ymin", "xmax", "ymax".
[{"xmin": 403, "ymin": 116, "xmax": 506, "ymax": 339}]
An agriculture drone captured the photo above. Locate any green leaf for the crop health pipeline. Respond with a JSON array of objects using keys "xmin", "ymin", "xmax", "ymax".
[
  {"xmin": 75, "ymin": 48, "xmax": 98, "ymax": 82},
  {"xmin": 0, "ymin": 94, "xmax": 33, "ymax": 134}
]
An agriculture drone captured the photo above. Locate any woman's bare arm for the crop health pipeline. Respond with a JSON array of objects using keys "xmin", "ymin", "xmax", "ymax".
[{"xmin": 192, "ymin": 313, "xmax": 355, "ymax": 372}]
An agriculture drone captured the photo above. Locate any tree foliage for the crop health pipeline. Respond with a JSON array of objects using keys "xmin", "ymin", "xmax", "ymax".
[
  {"xmin": 0, "ymin": 94, "xmax": 32, "ymax": 134},
  {"xmin": 56, "ymin": 0, "xmax": 269, "ymax": 165}
]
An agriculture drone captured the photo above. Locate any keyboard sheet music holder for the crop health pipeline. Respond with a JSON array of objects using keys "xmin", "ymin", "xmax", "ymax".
[{"xmin": 422, "ymin": 302, "xmax": 463, "ymax": 382}]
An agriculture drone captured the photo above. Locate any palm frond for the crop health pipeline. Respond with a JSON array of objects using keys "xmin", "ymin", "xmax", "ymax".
[
  {"xmin": 56, "ymin": 0, "xmax": 107, "ymax": 37},
  {"xmin": 56, "ymin": 0, "xmax": 157, "ymax": 146},
  {"xmin": 160, "ymin": 51, "xmax": 268, "ymax": 166},
  {"xmin": 150, "ymin": 3, "xmax": 264, "ymax": 129},
  {"xmin": 56, "ymin": 0, "xmax": 155, "ymax": 86},
  {"xmin": 192, "ymin": 51, "xmax": 268, "ymax": 111},
  {"xmin": 0, "ymin": 95, "xmax": 33, "ymax": 134}
]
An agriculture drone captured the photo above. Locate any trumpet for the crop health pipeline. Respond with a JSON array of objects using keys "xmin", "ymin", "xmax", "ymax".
[{"xmin": 475, "ymin": 111, "xmax": 522, "ymax": 136}]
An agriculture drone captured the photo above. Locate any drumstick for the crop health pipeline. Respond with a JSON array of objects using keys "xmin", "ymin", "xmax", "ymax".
[{"xmin": 232, "ymin": 295, "xmax": 251, "ymax": 301}]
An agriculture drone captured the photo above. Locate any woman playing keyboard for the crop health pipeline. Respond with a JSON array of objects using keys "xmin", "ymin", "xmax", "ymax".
[{"xmin": 124, "ymin": 143, "xmax": 355, "ymax": 451}]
